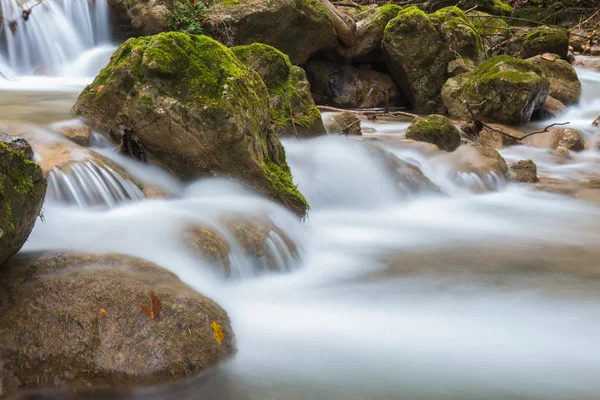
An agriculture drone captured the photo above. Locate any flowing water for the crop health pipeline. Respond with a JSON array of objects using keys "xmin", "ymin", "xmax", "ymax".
[{"xmin": 2, "ymin": 2, "xmax": 600, "ymax": 399}]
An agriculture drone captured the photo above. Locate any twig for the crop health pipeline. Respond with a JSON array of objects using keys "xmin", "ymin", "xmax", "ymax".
[{"xmin": 317, "ymin": 105, "xmax": 418, "ymax": 119}]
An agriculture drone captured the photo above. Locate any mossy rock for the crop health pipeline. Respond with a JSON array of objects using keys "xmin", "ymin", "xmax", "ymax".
[
  {"xmin": 382, "ymin": 6, "xmax": 484, "ymax": 113},
  {"xmin": 405, "ymin": 115, "xmax": 461, "ymax": 152},
  {"xmin": 442, "ymin": 55, "xmax": 550, "ymax": 124},
  {"xmin": 232, "ymin": 43, "xmax": 325, "ymax": 138},
  {"xmin": 467, "ymin": 10, "xmax": 511, "ymax": 48},
  {"xmin": 0, "ymin": 134, "xmax": 47, "ymax": 266},
  {"xmin": 0, "ymin": 252, "xmax": 235, "ymax": 395},
  {"xmin": 351, "ymin": 5, "xmax": 404, "ymax": 62},
  {"xmin": 428, "ymin": 0, "xmax": 512, "ymax": 16},
  {"xmin": 508, "ymin": 159, "xmax": 538, "ymax": 183},
  {"xmin": 505, "ymin": 26, "xmax": 570, "ymax": 59},
  {"xmin": 203, "ymin": 0, "xmax": 337, "ymax": 65},
  {"xmin": 73, "ymin": 33, "xmax": 308, "ymax": 216},
  {"xmin": 526, "ymin": 53, "xmax": 581, "ymax": 105}
]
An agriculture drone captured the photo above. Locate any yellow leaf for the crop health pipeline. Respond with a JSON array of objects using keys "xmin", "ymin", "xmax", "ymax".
[
  {"xmin": 99, "ymin": 308, "xmax": 108, "ymax": 317},
  {"xmin": 210, "ymin": 321, "xmax": 224, "ymax": 345}
]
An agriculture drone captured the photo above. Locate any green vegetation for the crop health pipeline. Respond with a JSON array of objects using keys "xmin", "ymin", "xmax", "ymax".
[
  {"xmin": 167, "ymin": 1, "xmax": 207, "ymax": 34},
  {"xmin": 263, "ymin": 161, "xmax": 310, "ymax": 214}
]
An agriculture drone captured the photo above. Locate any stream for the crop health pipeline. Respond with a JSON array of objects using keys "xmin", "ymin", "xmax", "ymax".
[{"xmin": 2, "ymin": 1, "xmax": 600, "ymax": 399}]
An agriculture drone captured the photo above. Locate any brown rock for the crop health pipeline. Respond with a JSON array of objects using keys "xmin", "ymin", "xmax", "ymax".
[
  {"xmin": 56, "ymin": 124, "xmax": 91, "ymax": 146},
  {"xmin": 323, "ymin": 112, "xmax": 362, "ymax": 136},
  {"xmin": 537, "ymin": 95, "xmax": 567, "ymax": 119},
  {"xmin": 478, "ymin": 124, "xmax": 522, "ymax": 149},
  {"xmin": 508, "ymin": 159, "xmax": 538, "ymax": 183}
]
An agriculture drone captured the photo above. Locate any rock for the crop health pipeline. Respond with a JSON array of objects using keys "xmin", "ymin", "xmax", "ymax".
[
  {"xmin": 593, "ymin": 116, "xmax": 600, "ymax": 127},
  {"xmin": 456, "ymin": 145, "xmax": 508, "ymax": 176},
  {"xmin": 107, "ymin": 0, "xmax": 170, "ymax": 35},
  {"xmin": 382, "ymin": 6, "xmax": 484, "ymax": 113},
  {"xmin": 569, "ymin": 29, "xmax": 587, "ymax": 53},
  {"xmin": 553, "ymin": 146, "xmax": 571, "ymax": 158},
  {"xmin": 0, "ymin": 252, "xmax": 235, "ymax": 393},
  {"xmin": 505, "ymin": 26, "xmax": 570, "ymax": 59},
  {"xmin": 231, "ymin": 44, "xmax": 325, "ymax": 138},
  {"xmin": 323, "ymin": 112, "xmax": 362, "ymax": 136},
  {"xmin": 55, "ymin": 123, "xmax": 92, "ymax": 146},
  {"xmin": 525, "ymin": 127, "xmax": 585, "ymax": 152},
  {"xmin": 350, "ymin": 5, "xmax": 403, "ymax": 62},
  {"xmin": 508, "ymin": 159, "xmax": 538, "ymax": 183},
  {"xmin": 467, "ymin": 11, "xmax": 511, "ymax": 47},
  {"xmin": 0, "ymin": 133, "xmax": 46, "ymax": 266},
  {"xmin": 526, "ymin": 53, "xmax": 581, "ymax": 104},
  {"xmin": 447, "ymin": 58, "xmax": 475, "ymax": 76},
  {"xmin": 203, "ymin": 0, "xmax": 337, "ymax": 65},
  {"xmin": 73, "ymin": 33, "xmax": 308, "ymax": 216},
  {"xmin": 305, "ymin": 60, "xmax": 406, "ymax": 109},
  {"xmin": 536, "ymin": 95, "xmax": 567, "ymax": 119},
  {"xmin": 478, "ymin": 124, "xmax": 522, "ymax": 149},
  {"xmin": 405, "ymin": 115, "xmax": 461, "ymax": 152},
  {"xmin": 428, "ymin": 0, "xmax": 512, "ymax": 15},
  {"xmin": 442, "ymin": 55, "xmax": 550, "ymax": 125}
]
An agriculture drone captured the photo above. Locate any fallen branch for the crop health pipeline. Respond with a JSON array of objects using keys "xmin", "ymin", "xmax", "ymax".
[{"xmin": 317, "ymin": 105, "xmax": 418, "ymax": 119}]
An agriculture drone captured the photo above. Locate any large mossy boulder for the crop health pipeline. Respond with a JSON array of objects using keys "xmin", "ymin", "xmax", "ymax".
[
  {"xmin": 73, "ymin": 33, "xmax": 308, "ymax": 216},
  {"xmin": 0, "ymin": 134, "xmax": 46, "ymax": 266},
  {"xmin": 0, "ymin": 252, "xmax": 235, "ymax": 394},
  {"xmin": 526, "ymin": 53, "xmax": 581, "ymax": 105},
  {"xmin": 203, "ymin": 0, "xmax": 337, "ymax": 65},
  {"xmin": 350, "ymin": 5, "xmax": 403, "ymax": 62},
  {"xmin": 405, "ymin": 115, "xmax": 461, "ymax": 152},
  {"xmin": 382, "ymin": 6, "xmax": 484, "ymax": 113},
  {"xmin": 505, "ymin": 27, "xmax": 570, "ymax": 59},
  {"xmin": 231, "ymin": 44, "xmax": 325, "ymax": 138},
  {"xmin": 305, "ymin": 60, "xmax": 406, "ymax": 109},
  {"xmin": 442, "ymin": 55, "xmax": 550, "ymax": 124},
  {"xmin": 428, "ymin": 0, "xmax": 512, "ymax": 16}
]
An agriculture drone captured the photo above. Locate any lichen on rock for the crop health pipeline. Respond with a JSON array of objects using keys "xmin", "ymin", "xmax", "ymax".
[{"xmin": 73, "ymin": 32, "xmax": 308, "ymax": 216}]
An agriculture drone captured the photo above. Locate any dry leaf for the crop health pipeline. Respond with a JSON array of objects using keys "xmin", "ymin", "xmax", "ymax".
[
  {"xmin": 141, "ymin": 291, "xmax": 162, "ymax": 320},
  {"xmin": 541, "ymin": 54, "xmax": 556, "ymax": 61},
  {"xmin": 99, "ymin": 308, "xmax": 108, "ymax": 317},
  {"xmin": 96, "ymin": 85, "xmax": 105, "ymax": 94}
]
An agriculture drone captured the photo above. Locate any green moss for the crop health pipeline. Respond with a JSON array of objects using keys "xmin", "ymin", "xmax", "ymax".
[
  {"xmin": 405, "ymin": 114, "xmax": 461, "ymax": 151},
  {"xmin": 167, "ymin": 1, "xmax": 206, "ymax": 34},
  {"xmin": 262, "ymin": 161, "xmax": 309, "ymax": 213},
  {"xmin": 489, "ymin": 0, "xmax": 512, "ymax": 15},
  {"xmin": 140, "ymin": 94, "xmax": 154, "ymax": 108},
  {"xmin": 384, "ymin": 6, "xmax": 433, "ymax": 34}
]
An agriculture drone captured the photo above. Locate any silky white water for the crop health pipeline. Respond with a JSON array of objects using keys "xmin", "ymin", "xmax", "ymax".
[{"xmin": 1, "ymin": 3, "xmax": 600, "ymax": 397}]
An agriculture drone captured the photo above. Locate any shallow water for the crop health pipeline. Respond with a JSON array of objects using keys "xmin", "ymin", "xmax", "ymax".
[{"xmin": 2, "ymin": 3, "xmax": 600, "ymax": 397}]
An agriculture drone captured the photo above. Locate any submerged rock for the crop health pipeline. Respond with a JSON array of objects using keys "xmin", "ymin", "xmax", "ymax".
[
  {"xmin": 508, "ymin": 159, "xmax": 538, "ymax": 183},
  {"xmin": 305, "ymin": 60, "xmax": 406, "ymax": 109},
  {"xmin": 526, "ymin": 53, "xmax": 581, "ymax": 105},
  {"xmin": 405, "ymin": 115, "xmax": 461, "ymax": 152},
  {"xmin": 0, "ymin": 252, "xmax": 235, "ymax": 393},
  {"xmin": 73, "ymin": 33, "xmax": 308, "ymax": 216},
  {"xmin": 323, "ymin": 112, "xmax": 362, "ymax": 136},
  {"xmin": 505, "ymin": 27, "xmax": 570, "ymax": 59},
  {"xmin": 382, "ymin": 6, "xmax": 484, "ymax": 113},
  {"xmin": 203, "ymin": 0, "xmax": 337, "ymax": 65},
  {"xmin": 231, "ymin": 43, "xmax": 325, "ymax": 138},
  {"xmin": 442, "ymin": 55, "xmax": 550, "ymax": 124},
  {"xmin": 0, "ymin": 133, "xmax": 46, "ymax": 266},
  {"xmin": 456, "ymin": 145, "xmax": 508, "ymax": 177}
]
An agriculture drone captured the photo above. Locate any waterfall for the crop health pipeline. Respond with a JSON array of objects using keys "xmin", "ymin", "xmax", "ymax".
[{"xmin": 0, "ymin": 0, "xmax": 111, "ymax": 76}]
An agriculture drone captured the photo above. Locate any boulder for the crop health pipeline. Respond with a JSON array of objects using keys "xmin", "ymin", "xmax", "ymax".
[
  {"xmin": 427, "ymin": 0, "xmax": 512, "ymax": 15},
  {"xmin": 231, "ymin": 44, "xmax": 325, "ymax": 138},
  {"xmin": 456, "ymin": 145, "xmax": 508, "ymax": 176},
  {"xmin": 54, "ymin": 123, "xmax": 92, "ymax": 146},
  {"xmin": 203, "ymin": 0, "xmax": 338, "ymax": 65},
  {"xmin": 0, "ymin": 252, "xmax": 235, "ymax": 394},
  {"xmin": 405, "ymin": 115, "xmax": 461, "ymax": 152},
  {"xmin": 107, "ymin": 0, "xmax": 171, "ymax": 35},
  {"xmin": 323, "ymin": 111, "xmax": 362, "ymax": 135},
  {"xmin": 447, "ymin": 58, "xmax": 476, "ymax": 76},
  {"xmin": 526, "ymin": 53, "xmax": 581, "ymax": 104},
  {"xmin": 382, "ymin": 6, "xmax": 484, "ymax": 113},
  {"xmin": 478, "ymin": 124, "xmax": 522, "ymax": 149},
  {"xmin": 442, "ymin": 55, "xmax": 550, "ymax": 124},
  {"xmin": 350, "ymin": 5, "xmax": 403, "ymax": 62},
  {"xmin": 73, "ymin": 33, "xmax": 308, "ymax": 216},
  {"xmin": 305, "ymin": 60, "xmax": 406, "ymax": 109},
  {"xmin": 525, "ymin": 127, "xmax": 585, "ymax": 151},
  {"xmin": 0, "ymin": 133, "xmax": 46, "ymax": 266},
  {"xmin": 536, "ymin": 95, "xmax": 567, "ymax": 119},
  {"xmin": 505, "ymin": 27, "xmax": 570, "ymax": 59},
  {"xmin": 508, "ymin": 159, "xmax": 538, "ymax": 183}
]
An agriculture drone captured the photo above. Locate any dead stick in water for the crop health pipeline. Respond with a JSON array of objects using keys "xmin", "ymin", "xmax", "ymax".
[{"xmin": 317, "ymin": 105, "xmax": 418, "ymax": 119}]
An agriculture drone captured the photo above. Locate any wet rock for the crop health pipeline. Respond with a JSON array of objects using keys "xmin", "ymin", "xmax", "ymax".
[
  {"xmin": 204, "ymin": 0, "xmax": 337, "ymax": 65},
  {"xmin": 107, "ymin": 0, "xmax": 169, "ymax": 35},
  {"xmin": 526, "ymin": 53, "xmax": 581, "ymax": 105},
  {"xmin": 55, "ymin": 123, "xmax": 92, "ymax": 146},
  {"xmin": 382, "ymin": 6, "xmax": 484, "ymax": 113},
  {"xmin": 553, "ymin": 146, "xmax": 571, "ymax": 158},
  {"xmin": 231, "ymin": 44, "xmax": 325, "ymax": 138},
  {"xmin": 428, "ymin": 0, "xmax": 512, "ymax": 15},
  {"xmin": 0, "ymin": 252, "xmax": 235, "ymax": 393},
  {"xmin": 447, "ymin": 59, "xmax": 475, "ymax": 77},
  {"xmin": 456, "ymin": 145, "xmax": 508, "ymax": 177},
  {"xmin": 478, "ymin": 124, "xmax": 522, "ymax": 149},
  {"xmin": 569, "ymin": 29, "xmax": 586, "ymax": 53},
  {"xmin": 350, "ymin": 5, "xmax": 403, "ymax": 62},
  {"xmin": 405, "ymin": 115, "xmax": 461, "ymax": 152},
  {"xmin": 505, "ymin": 26, "xmax": 570, "ymax": 59},
  {"xmin": 73, "ymin": 33, "xmax": 308, "ymax": 216},
  {"xmin": 305, "ymin": 60, "xmax": 406, "ymax": 109},
  {"xmin": 525, "ymin": 127, "xmax": 585, "ymax": 152},
  {"xmin": 508, "ymin": 159, "xmax": 538, "ymax": 183},
  {"xmin": 536, "ymin": 95, "xmax": 567, "ymax": 119},
  {"xmin": 323, "ymin": 112, "xmax": 362, "ymax": 136},
  {"xmin": 442, "ymin": 55, "xmax": 550, "ymax": 125},
  {"xmin": 467, "ymin": 11, "xmax": 511, "ymax": 48},
  {"xmin": 0, "ymin": 133, "xmax": 46, "ymax": 266}
]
